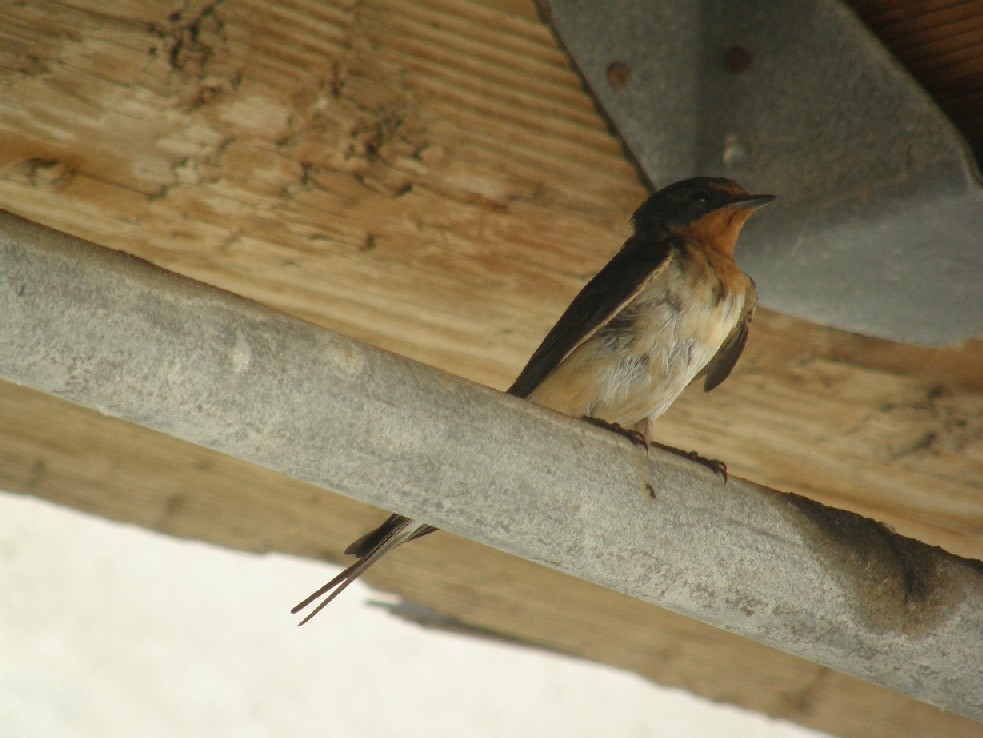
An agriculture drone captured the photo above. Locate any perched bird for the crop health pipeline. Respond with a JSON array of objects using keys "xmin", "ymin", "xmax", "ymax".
[{"xmin": 292, "ymin": 176, "xmax": 774, "ymax": 624}]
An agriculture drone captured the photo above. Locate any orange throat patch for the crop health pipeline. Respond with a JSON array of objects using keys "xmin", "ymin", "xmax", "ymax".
[{"xmin": 681, "ymin": 206, "xmax": 756, "ymax": 257}]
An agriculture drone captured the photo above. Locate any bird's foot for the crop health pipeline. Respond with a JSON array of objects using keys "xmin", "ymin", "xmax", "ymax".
[
  {"xmin": 650, "ymin": 442, "xmax": 728, "ymax": 482},
  {"xmin": 581, "ymin": 416, "xmax": 648, "ymax": 448},
  {"xmin": 685, "ymin": 451, "xmax": 728, "ymax": 482}
]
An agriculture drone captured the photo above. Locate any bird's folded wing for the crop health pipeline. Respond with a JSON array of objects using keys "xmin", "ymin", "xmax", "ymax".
[
  {"xmin": 703, "ymin": 279, "xmax": 758, "ymax": 393},
  {"xmin": 508, "ymin": 236, "xmax": 675, "ymax": 398}
]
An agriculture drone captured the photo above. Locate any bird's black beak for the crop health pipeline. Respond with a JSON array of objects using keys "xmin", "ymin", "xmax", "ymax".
[{"xmin": 730, "ymin": 193, "xmax": 776, "ymax": 209}]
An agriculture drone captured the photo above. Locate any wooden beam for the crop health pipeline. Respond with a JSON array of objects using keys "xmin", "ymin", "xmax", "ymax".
[
  {"xmin": 0, "ymin": 0, "xmax": 979, "ymax": 562},
  {"xmin": 848, "ymin": 0, "xmax": 983, "ymax": 161}
]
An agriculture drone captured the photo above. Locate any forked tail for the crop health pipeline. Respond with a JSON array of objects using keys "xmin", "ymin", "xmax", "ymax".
[{"xmin": 291, "ymin": 514, "xmax": 434, "ymax": 625}]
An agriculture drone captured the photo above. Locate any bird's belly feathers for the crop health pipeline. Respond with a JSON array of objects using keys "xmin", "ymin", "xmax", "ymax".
[{"xmin": 528, "ymin": 245, "xmax": 748, "ymax": 427}]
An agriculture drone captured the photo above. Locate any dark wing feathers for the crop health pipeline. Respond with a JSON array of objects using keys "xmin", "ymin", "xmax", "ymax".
[
  {"xmin": 345, "ymin": 513, "xmax": 435, "ymax": 557},
  {"xmin": 703, "ymin": 279, "xmax": 757, "ymax": 393},
  {"xmin": 508, "ymin": 235, "xmax": 674, "ymax": 398}
]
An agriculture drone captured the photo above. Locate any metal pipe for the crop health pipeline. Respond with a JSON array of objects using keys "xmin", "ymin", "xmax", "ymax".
[{"xmin": 1, "ymin": 210, "xmax": 981, "ymax": 720}]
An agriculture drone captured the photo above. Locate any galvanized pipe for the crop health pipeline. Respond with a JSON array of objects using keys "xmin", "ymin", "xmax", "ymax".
[{"xmin": 1, "ymin": 210, "xmax": 981, "ymax": 720}]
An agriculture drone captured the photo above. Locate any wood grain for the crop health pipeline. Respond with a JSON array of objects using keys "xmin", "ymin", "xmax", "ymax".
[
  {"xmin": 849, "ymin": 0, "xmax": 983, "ymax": 161},
  {"xmin": 1, "ymin": 2, "xmax": 981, "ymax": 736}
]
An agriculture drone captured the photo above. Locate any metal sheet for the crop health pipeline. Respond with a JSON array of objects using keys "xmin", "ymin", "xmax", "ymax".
[{"xmin": 544, "ymin": 0, "xmax": 983, "ymax": 345}]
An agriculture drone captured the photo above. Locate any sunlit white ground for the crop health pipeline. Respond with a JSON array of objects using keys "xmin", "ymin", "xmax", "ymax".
[{"xmin": 0, "ymin": 491, "xmax": 829, "ymax": 738}]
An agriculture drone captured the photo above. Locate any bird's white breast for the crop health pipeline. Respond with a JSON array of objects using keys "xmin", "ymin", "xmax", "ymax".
[{"xmin": 528, "ymin": 243, "xmax": 749, "ymax": 429}]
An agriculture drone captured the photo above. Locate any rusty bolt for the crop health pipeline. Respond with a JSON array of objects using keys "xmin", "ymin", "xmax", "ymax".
[
  {"xmin": 725, "ymin": 45, "xmax": 753, "ymax": 73},
  {"xmin": 606, "ymin": 60, "xmax": 631, "ymax": 90}
]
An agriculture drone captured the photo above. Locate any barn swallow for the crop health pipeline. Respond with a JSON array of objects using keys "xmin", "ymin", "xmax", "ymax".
[{"xmin": 292, "ymin": 177, "xmax": 774, "ymax": 623}]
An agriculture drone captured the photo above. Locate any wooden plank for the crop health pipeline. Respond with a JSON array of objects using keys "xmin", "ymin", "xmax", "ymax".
[
  {"xmin": 0, "ymin": 0, "xmax": 978, "ymax": 561},
  {"xmin": 848, "ymin": 0, "xmax": 983, "ymax": 160},
  {"xmin": 0, "ymin": 1, "xmax": 981, "ymax": 735}
]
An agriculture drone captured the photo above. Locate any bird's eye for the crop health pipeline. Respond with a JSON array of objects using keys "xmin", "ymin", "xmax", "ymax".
[{"xmin": 692, "ymin": 191, "xmax": 710, "ymax": 204}]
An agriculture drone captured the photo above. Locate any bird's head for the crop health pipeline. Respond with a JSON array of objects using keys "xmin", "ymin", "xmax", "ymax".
[{"xmin": 633, "ymin": 177, "xmax": 775, "ymax": 256}]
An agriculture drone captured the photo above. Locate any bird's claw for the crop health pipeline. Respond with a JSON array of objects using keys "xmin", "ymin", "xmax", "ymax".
[
  {"xmin": 649, "ymin": 441, "xmax": 729, "ymax": 482},
  {"xmin": 581, "ymin": 419, "xmax": 728, "ymax": 481},
  {"xmin": 684, "ymin": 451, "xmax": 728, "ymax": 482},
  {"xmin": 581, "ymin": 416, "xmax": 648, "ymax": 448}
]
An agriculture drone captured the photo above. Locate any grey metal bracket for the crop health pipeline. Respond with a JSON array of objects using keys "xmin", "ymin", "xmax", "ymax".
[{"xmin": 544, "ymin": 0, "xmax": 983, "ymax": 345}]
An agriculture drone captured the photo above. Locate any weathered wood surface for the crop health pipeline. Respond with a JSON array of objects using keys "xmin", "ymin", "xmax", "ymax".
[{"xmin": 0, "ymin": 1, "xmax": 981, "ymax": 736}]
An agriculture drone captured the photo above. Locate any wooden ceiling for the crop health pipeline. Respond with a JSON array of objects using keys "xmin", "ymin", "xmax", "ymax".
[
  {"xmin": 1, "ymin": 2, "xmax": 980, "ymax": 737},
  {"xmin": 849, "ymin": 0, "xmax": 983, "ymax": 163}
]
